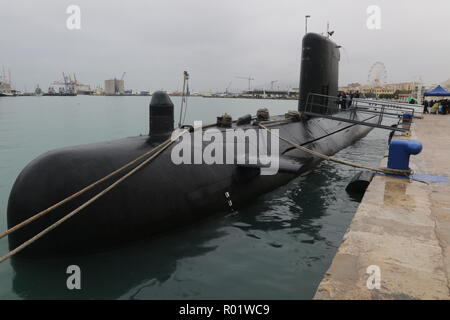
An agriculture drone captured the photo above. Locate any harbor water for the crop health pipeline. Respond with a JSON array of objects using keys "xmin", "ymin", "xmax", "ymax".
[{"xmin": 0, "ymin": 96, "xmax": 388, "ymax": 299}]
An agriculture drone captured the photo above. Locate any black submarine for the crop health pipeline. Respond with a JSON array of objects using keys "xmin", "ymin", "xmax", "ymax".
[{"xmin": 7, "ymin": 33, "xmax": 378, "ymax": 257}]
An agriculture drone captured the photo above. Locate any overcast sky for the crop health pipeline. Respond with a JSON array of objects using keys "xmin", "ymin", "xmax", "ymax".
[{"xmin": 1, "ymin": 0, "xmax": 449, "ymax": 92}]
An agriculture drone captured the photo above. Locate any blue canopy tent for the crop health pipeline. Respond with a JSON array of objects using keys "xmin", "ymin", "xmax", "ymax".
[{"xmin": 424, "ymin": 85, "xmax": 450, "ymax": 97}]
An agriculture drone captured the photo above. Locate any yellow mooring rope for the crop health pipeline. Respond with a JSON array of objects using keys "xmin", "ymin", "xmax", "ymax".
[
  {"xmin": 0, "ymin": 129, "xmax": 189, "ymax": 263},
  {"xmin": 0, "ymin": 120, "xmax": 412, "ymax": 263},
  {"xmin": 257, "ymin": 123, "xmax": 412, "ymax": 177},
  {"xmin": 0, "ymin": 138, "xmax": 172, "ymax": 241}
]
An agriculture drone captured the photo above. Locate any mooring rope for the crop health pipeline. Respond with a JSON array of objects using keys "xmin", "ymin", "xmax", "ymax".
[
  {"xmin": 258, "ymin": 123, "xmax": 412, "ymax": 177},
  {"xmin": 0, "ymin": 129, "xmax": 188, "ymax": 263},
  {"xmin": 0, "ymin": 117, "xmax": 412, "ymax": 262},
  {"xmin": 0, "ymin": 138, "xmax": 173, "ymax": 241}
]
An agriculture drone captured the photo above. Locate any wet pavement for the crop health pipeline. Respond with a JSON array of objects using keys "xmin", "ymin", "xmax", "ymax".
[{"xmin": 314, "ymin": 114, "xmax": 450, "ymax": 300}]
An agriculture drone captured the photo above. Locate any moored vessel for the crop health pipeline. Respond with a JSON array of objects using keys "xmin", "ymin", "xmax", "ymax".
[{"xmin": 7, "ymin": 33, "xmax": 379, "ymax": 257}]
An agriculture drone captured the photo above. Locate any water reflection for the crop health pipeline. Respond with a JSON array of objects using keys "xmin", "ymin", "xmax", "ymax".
[
  {"xmin": 10, "ymin": 167, "xmax": 336, "ymax": 300},
  {"xmin": 234, "ymin": 173, "xmax": 331, "ymax": 243},
  {"xmin": 8, "ymin": 128, "xmax": 388, "ymax": 300},
  {"xmin": 11, "ymin": 225, "xmax": 226, "ymax": 299}
]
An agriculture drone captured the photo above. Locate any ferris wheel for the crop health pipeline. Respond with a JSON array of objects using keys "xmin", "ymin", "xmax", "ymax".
[{"xmin": 367, "ymin": 62, "xmax": 388, "ymax": 86}]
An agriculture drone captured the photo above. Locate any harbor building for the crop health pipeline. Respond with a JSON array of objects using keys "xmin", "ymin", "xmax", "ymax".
[
  {"xmin": 339, "ymin": 81, "xmax": 426, "ymax": 101},
  {"xmin": 105, "ymin": 79, "xmax": 125, "ymax": 95},
  {"xmin": 234, "ymin": 88, "xmax": 299, "ymax": 100},
  {"xmin": 441, "ymin": 79, "xmax": 450, "ymax": 91}
]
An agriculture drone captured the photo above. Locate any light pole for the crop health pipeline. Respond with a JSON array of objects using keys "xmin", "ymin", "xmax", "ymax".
[{"xmin": 305, "ymin": 15, "xmax": 311, "ymax": 34}]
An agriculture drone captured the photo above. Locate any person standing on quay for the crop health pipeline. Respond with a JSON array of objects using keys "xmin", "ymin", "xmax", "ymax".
[
  {"xmin": 349, "ymin": 93, "xmax": 354, "ymax": 108},
  {"xmin": 337, "ymin": 92, "xmax": 342, "ymax": 109},
  {"xmin": 423, "ymin": 99, "xmax": 429, "ymax": 114}
]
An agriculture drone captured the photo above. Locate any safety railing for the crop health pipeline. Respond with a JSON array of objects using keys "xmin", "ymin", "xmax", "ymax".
[{"xmin": 303, "ymin": 93, "xmax": 417, "ymax": 132}]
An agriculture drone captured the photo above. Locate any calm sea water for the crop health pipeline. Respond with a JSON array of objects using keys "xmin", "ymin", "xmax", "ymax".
[{"xmin": 0, "ymin": 96, "xmax": 388, "ymax": 299}]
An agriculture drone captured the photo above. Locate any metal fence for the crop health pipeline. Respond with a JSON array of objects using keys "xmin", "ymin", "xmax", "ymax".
[{"xmin": 303, "ymin": 93, "xmax": 418, "ymax": 132}]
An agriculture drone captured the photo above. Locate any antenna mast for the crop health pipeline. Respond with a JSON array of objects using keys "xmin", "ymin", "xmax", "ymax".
[{"xmin": 178, "ymin": 71, "xmax": 190, "ymax": 127}]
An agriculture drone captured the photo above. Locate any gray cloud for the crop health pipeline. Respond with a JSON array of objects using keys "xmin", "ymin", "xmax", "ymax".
[{"xmin": 1, "ymin": 0, "xmax": 449, "ymax": 92}]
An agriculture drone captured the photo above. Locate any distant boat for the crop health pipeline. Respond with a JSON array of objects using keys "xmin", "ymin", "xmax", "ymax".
[
  {"xmin": 0, "ymin": 79, "xmax": 14, "ymax": 96},
  {"xmin": 34, "ymin": 85, "xmax": 43, "ymax": 96},
  {"xmin": 76, "ymin": 83, "xmax": 93, "ymax": 95},
  {"xmin": 0, "ymin": 68, "xmax": 15, "ymax": 96},
  {"xmin": 45, "ymin": 73, "xmax": 79, "ymax": 96},
  {"xmin": 44, "ymin": 86, "xmax": 77, "ymax": 96}
]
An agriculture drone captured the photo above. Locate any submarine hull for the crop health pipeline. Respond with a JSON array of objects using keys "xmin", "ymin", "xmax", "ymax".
[
  {"xmin": 7, "ymin": 33, "xmax": 378, "ymax": 257},
  {"xmin": 7, "ymin": 113, "xmax": 377, "ymax": 256}
]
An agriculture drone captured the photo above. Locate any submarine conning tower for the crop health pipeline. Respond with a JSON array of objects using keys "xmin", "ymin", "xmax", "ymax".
[
  {"xmin": 299, "ymin": 33, "xmax": 341, "ymax": 115},
  {"xmin": 149, "ymin": 91, "xmax": 174, "ymax": 141}
]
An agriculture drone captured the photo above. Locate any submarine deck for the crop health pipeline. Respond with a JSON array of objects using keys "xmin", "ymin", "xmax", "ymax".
[{"xmin": 314, "ymin": 114, "xmax": 450, "ymax": 299}]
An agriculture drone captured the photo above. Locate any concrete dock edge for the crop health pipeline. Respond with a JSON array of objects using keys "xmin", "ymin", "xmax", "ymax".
[{"xmin": 314, "ymin": 115, "xmax": 450, "ymax": 300}]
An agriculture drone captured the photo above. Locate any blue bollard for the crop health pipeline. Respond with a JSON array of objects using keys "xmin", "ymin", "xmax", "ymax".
[{"xmin": 387, "ymin": 140, "xmax": 423, "ymax": 171}]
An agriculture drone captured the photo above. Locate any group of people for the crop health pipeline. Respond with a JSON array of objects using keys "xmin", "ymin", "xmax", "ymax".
[
  {"xmin": 336, "ymin": 92, "xmax": 361, "ymax": 110},
  {"xmin": 333, "ymin": 92, "xmax": 450, "ymax": 115},
  {"xmin": 423, "ymin": 99, "xmax": 450, "ymax": 115}
]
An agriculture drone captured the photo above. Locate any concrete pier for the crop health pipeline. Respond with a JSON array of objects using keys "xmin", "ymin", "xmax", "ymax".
[{"xmin": 314, "ymin": 115, "xmax": 450, "ymax": 300}]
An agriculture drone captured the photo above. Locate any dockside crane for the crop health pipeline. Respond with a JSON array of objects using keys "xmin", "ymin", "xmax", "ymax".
[
  {"xmin": 114, "ymin": 72, "xmax": 126, "ymax": 95},
  {"xmin": 235, "ymin": 76, "xmax": 254, "ymax": 91},
  {"xmin": 61, "ymin": 72, "xmax": 75, "ymax": 94},
  {"xmin": 225, "ymin": 81, "xmax": 232, "ymax": 94},
  {"xmin": 270, "ymin": 80, "xmax": 278, "ymax": 91}
]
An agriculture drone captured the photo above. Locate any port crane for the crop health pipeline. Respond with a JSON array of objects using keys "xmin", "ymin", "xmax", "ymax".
[
  {"xmin": 113, "ymin": 72, "xmax": 126, "ymax": 95},
  {"xmin": 54, "ymin": 72, "xmax": 76, "ymax": 94},
  {"xmin": 270, "ymin": 80, "xmax": 278, "ymax": 91},
  {"xmin": 225, "ymin": 81, "xmax": 232, "ymax": 94},
  {"xmin": 72, "ymin": 73, "xmax": 79, "ymax": 86},
  {"xmin": 235, "ymin": 76, "xmax": 254, "ymax": 91}
]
